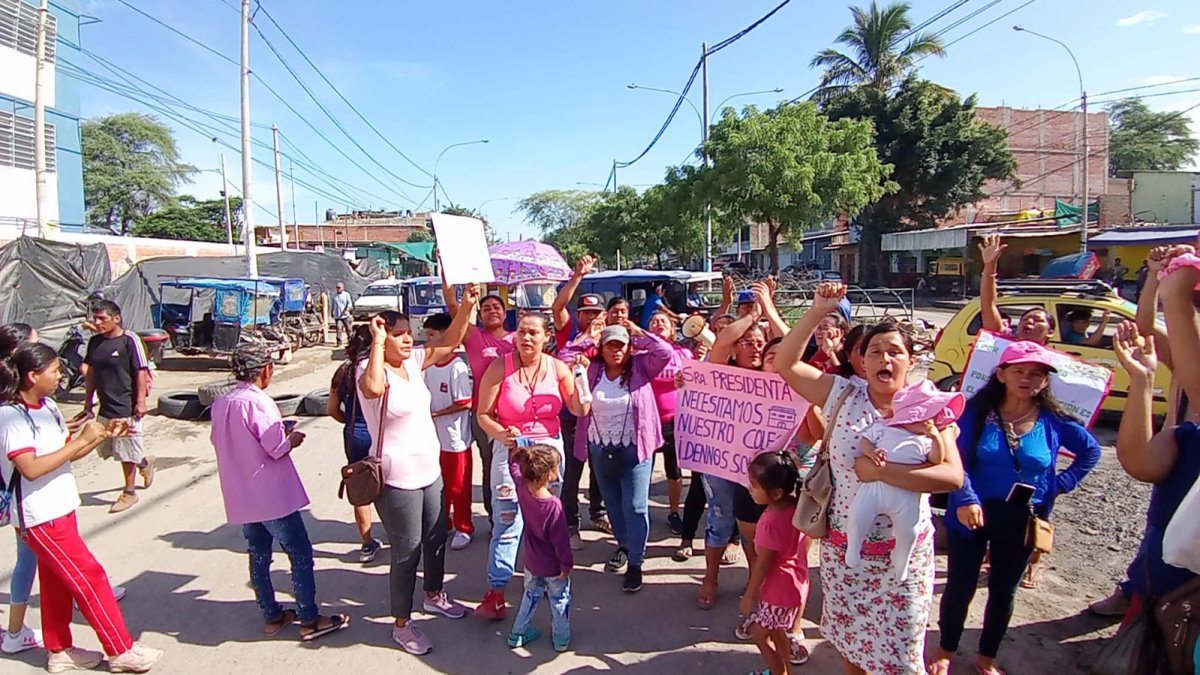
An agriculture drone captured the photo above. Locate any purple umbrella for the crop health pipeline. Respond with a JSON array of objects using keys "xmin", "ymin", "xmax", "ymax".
[{"xmin": 489, "ymin": 241, "xmax": 572, "ymax": 285}]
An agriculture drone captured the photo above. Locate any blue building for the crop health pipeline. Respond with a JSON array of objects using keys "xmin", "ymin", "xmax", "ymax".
[{"xmin": 0, "ymin": 0, "xmax": 84, "ymax": 230}]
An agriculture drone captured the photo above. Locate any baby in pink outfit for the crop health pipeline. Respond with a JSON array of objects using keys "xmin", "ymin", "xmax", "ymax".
[{"xmin": 846, "ymin": 379, "xmax": 965, "ymax": 581}]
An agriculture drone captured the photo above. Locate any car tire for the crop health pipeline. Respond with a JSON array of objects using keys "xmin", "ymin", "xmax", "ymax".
[
  {"xmin": 158, "ymin": 391, "xmax": 205, "ymax": 420},
  {"xmin": 301, "ymin": 389, "xmax": 330, "ymax": 416},
  {"xmin": 273, "ymin": 393, "xmax": 304, "ymax": 417},
  {"xmin": 197, "ymin": 379, "xmax": 237, "ymax": 407},
  {"xmin": 936, "ymin": 374, "xmax": 962, "ymax": 392}
]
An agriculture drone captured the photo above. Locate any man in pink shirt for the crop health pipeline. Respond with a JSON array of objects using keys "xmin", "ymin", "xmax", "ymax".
[
  {"xmin": 446, "ymin": 283, "xmax": 514, "ymax": 521},
  {"xmin": 210, "ymin": 346, "xmax": 350, "ymax": 642}
]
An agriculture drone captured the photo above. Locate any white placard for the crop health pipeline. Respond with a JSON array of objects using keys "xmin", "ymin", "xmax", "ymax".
[
  {"xmin": 961, "ymin": 330, "xmax": 1114, "ymax": 428},
  {"xmin": 431, "ymin": 213, "xmax": 496, "ymax": 285}
]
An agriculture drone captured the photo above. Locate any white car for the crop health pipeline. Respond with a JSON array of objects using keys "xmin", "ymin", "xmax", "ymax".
[{"xmin": 351, "ymin": 279, "xmax": 404, "ymax": 320}]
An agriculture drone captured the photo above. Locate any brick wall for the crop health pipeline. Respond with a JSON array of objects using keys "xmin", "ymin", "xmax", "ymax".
[{"xmin": 257, "ymin": 222, "xmax": 427, "ymax": 246}]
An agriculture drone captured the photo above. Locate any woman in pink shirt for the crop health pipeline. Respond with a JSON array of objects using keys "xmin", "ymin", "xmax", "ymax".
[
  {"xmin": 473, "ymin": 313, "xmax": 586, "ymax": 621},
  {"xmin": 357, "ymin": 285, "xmax": 480, "ymax": 656}
]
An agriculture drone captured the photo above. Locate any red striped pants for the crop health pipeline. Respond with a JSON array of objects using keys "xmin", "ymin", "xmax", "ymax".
[{"xmin": 22, "ymin": 511, "xmax": 133, "ymax": 655}]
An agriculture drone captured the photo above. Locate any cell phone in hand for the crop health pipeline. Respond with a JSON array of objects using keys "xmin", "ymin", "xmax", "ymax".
[{"xmin": 1006, "ymin": 482, "xmax": 1035, "ymax": 505}]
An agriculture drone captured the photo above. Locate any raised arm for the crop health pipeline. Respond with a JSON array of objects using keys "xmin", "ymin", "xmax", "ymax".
[
  {"xmin": 423, "ymin": 283, "xmax": 480, "ymax": 368},
  {"xmin": 628, "ymin": 327, "xmax": 673, "ymax": 380},
  {"xmin": 441, "ymin": 276, "xmax": 462, "ymax": 318},
  {"xmin": 1138, "ymin": 248, "xmax": 1174, "ymax": 369},
  {"xmin": 359, "ymin": 316, "xmax": 390, "ymax": 400},
  {"xmin": 775, "ymin": 282, "xmax": 842, "ymax": 407},
  {"xmin": 552, "ymin": 255, "xmax": 595, "ymax": 332},
  {"xmin": 709, "ymin": 300, "xmax": 761, "ymax": 365},
  {"xmin": 711, "ymin": 275, "xmax": 734, "ymax": 326},
  {"xmin": 1081, "ymin": 311, "xmax": 1111, "ymax": 347},
  {"xmin": 979, "ymin": 234, "xmax": 1007, "ymax": 333},
  {"xmin": 757, "ymin": 279, "xmax": 789, "ymax": 339},
  {"xmin": 1114, "ymin": 322, "xmax": 1177, "ymax": 483},
  {"xmin": 1159, "ymin": 261, "xmax": 1200, "ymax": 406}
]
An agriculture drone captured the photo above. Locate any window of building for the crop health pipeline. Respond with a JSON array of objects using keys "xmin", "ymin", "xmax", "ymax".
[
  {"xmin": 0, "ymin": 0, "xmax": 58, "ymax": 62},
  {"xmin": 0, "ymin": 110, "xmax": 56, "ymax": 172}
]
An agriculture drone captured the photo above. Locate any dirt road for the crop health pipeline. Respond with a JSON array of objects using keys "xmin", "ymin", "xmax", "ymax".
[{"xmin": 0, "ymin": 343, "xmax": 1136, "ymax": 674}]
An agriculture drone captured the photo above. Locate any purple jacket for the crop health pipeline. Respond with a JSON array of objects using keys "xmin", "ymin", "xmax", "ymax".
[{"xmin": 559, "ymin": 333, "xmax": 672, "ymax": 463}]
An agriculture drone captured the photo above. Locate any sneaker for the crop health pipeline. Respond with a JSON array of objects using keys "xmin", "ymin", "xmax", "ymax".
[
  {"xmin": 569, "ymin": 528, "xmax": 584, "ymax": 551},
  {"xmin": 113, "ymin": 585, "xmax": 127, "ymax": 602},
  {"xmin": 422, "ymin": 592, "xmax": 467, "ymax": 619},
  {"xmin": 668, "ymin": 511, "xmax": 683, "ymax": 536},
  {"xmin": 622, "ymin": 565, "xmax": 643, "ymax": 593},
  {"xmin": 552, "ymin": 634, "xmax": 571, "ymax": 653},
  {"xmin": 591, "ymin": 514, "xmax": 613, "ymax": 534},
  {"xmin": 138, "ymin": 457, "xmax": 156, "ymax": 489},
  {"xmin": 507, "ymin": 626, "xmax": 540, "ymax": 648},
  {"xmin": 450, "ymin": 531, "xmax": 471, "ymax": 551},
  {"xmin": 735, "ymin": 613, "xmax": 754, "ymax": 641},
  {"xmin": 359, "ymin": 538, "xmax": 382, "ymax": 563},
  {"xmin": 1, "ymin": 625, "xmax": 42, "ymax": 654},
  {"xmin": 109, "ymin": 492, "xmax": 138, "ymax": 514},
  {"xmin": 473, "ymin": 588, "xmax": 507, "ymax": 620},
  {"xmin": 392, "ymin": 623, "xmax": 432, "ymax": 655},
  {"xmin": 46, "ymin": 647, "xmax": 103, "ymax": 673},
  {"xmin": 787, "ymin": 633, "xmax": 810, "ymax": 665},
  {"xmin": 1088, "ymin": 587, "xmax": 1131, "ymax": 617},
  {"xmin": 605, "ymin": 547, "xmax": 629, "ymax": 573},
  {"xmin": 107, "ymin": 642, "xmax": 163, "ymax": 673}
]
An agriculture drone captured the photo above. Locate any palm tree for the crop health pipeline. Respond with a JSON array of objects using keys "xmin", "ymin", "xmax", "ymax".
[{"xmin": 810, "ymin": 1, "xmax": 946, "ymax": 101}]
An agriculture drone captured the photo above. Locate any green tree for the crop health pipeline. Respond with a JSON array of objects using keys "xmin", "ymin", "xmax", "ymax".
[
  {"xmin": 639, "ymin": 167, "xmax": 708, "ymax": 269},
  {"xmin": 1108, "ymin": 97, "xmax": 1200, "ymax": 176},
  {"xmin": 696, "ymin": 102, "xmax": 894, "ymax": 272},
  {"xmin": 824, "ymin": 78, "xmax": 1017, "ymax": 284},
  {"xmin": 405, "ymin": 228, "xmax": 434, "ymax": 243},
  {"xmin": 515, "ymin": 189, "xmax": 602, "ymax": 262},
  {"xmin": 811, "ymin": 1, "xmax": 945, "ymax": 101},
  {"xmin": 132, "ymin": 195, "xmax": 243, "ymax": 242},
  {"xmin": 82, "ymin": 113, "xmax": 196, "ymax": 234}
]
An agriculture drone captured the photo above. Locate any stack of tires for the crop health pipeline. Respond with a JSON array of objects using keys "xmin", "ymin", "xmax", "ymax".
[{"xmin": 156, "ymin": 379, "xmax": 330, "ymax": 421}]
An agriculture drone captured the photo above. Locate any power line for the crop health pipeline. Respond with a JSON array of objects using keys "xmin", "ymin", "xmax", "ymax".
[
  {"xmin": 890, "ymin": 0, "xmax": 972, "ymax": 48},
  {"xmin": 936, "ymin": 0, "xmax": 1039, "ymax": 50},
  {"xmin": 112, "ymin": 0, "xmax": 238, "ymax": 67},
  {"xmin": 253, "ymin": 2, "xmax": 433, "ymax": 179}
]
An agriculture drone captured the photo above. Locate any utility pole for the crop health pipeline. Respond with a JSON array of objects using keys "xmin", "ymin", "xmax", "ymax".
[
  {"xmin": 289, "ymin": 160, "xmax": 298, "ymax": 248},
  {"xmin": 701, "ymin": 41, "xmax": 712, "ymax": 273},
  {"xmin": 218, "ymin": 151, "xmax": 234, "ymax": 249},
  {"xmin": 315, "ymin": 201, "xmax": 323, "ymax": 247},
  {"xmin": 272, "ymin": 123, "xmax": 286, "ymax": 250},
  {"xmin": 33, "ymin": 0, "xmax": 49, "ymax": 238},
  {"xmin": 240, "ymin": 0, "xmax": 258, "ymax": 276},
  {"xmin": 612, "ymin": 160, "xmax": 618, "ymax": 191},
  {"xmin": 1080, "ymin": 92, "xmax": 1089, "ymax": 253}
]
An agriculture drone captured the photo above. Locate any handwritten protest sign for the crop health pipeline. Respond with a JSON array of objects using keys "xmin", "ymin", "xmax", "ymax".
[
  {"xmin": 961, "ymin": 330, "xmax": 1114, "ymax": 428},
  {"xmin": 431, "ymin": 213, "xmax": 495, "ymax": 285},
  {"xmin": 675, "ymin": 361, "xmax": 811, "ymax": 486}
]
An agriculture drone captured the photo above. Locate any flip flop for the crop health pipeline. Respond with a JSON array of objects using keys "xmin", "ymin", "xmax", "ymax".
[
  {"xmin": 672, "ymin": 546, "xmax": 693, "ymax": 563},
  {"xmin": 264, "ymin": 609, "xmax": 298, "ymax": 636},
  {"xmin": 300, "ymin": 613, "xmax": 351, "ymax": 642},
  {"xmin": 1020, "ymin": 561, "xmax": 1043, "ymax": 589},
  {"xmin": 926, "ymin": 658, "xmax": 951, "ymax": 675}
]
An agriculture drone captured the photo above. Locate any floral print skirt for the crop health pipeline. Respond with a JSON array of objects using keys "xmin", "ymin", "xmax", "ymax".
[{"xmin": 819, "ymin": 526, "xmax": 935, "ymax": 675}]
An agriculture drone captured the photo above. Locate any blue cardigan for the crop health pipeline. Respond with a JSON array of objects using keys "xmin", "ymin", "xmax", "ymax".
[{"xmin": 946, "ymin": 399, "xmax": 1101, "ymax": 535}]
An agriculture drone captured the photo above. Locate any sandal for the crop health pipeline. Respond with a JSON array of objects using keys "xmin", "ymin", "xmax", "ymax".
[
  {"xmin": 1020, "ymin": 561, "xmax": 1043, "ymax": 589},
  {"xmin": 300, "ymin": 613, "xmax": 351, "ymax": 642},
  {"xmin": 722, "ymin": 544, "xmax": 741, "ymax": 566},
  {"xmin": 264, "ymin": 609, "xmax": 298, "ymax": 636},
  {"xmin": 975, "ymin": 663, "xmax": 1006, "ymax": 675},
  {"xmin": 672, "ymin": 545, "xmax": 693, "ymax": 563},
  {"xmin": 927, "ymin": 658, "xmax": 951, "ymax": 675},
  {"xmin": 696, "ymin": 580, "xmax": 718, "ymax": 610}
]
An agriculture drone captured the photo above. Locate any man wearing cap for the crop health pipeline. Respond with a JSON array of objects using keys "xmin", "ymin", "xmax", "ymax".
[{"xmin": 552, "ymin": 254, "xmax": 611, "ymax": 544}]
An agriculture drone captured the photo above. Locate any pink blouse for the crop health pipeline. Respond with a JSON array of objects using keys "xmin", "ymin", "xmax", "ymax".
[{"xmin": 494, "ymin": 353, "xmax": 563, "ymax": 440}]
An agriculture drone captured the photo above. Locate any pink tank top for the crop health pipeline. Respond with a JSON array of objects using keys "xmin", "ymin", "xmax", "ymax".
[{"xmin": 495, "ymin": 353, "xmax": 563, "ymax": 440}]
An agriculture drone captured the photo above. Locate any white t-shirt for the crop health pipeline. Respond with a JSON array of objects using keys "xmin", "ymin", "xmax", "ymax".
[
  {"xmin": 424, "ymin": 355, "xmax": 472, "ymax": 452},
  {"xmin": 356, "ymin": 349, "xmax": 441, "ymax": 490},
  {"xmin": 0, "ymin": 400, "xmax": 80, "ymax": 528},
  {"xmin": 588, "ymin": 373, "xmax": 633, "ymax": 447},
  {"xmin": 862, "ymin": 422, "xmax": 933, "ymax": 465}
]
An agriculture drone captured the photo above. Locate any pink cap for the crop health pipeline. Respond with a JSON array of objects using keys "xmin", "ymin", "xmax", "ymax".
[
  {"xmin": 887, "ymin": 379, "xmax": 965, "ymax": 428},
  {"xmin": 998, "ymin": 340, "xmax": 1058, "ymax": 373}
]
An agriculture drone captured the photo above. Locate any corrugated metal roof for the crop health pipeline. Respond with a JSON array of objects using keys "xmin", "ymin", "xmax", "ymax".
[{"xmin": 1089, "ymin": 227, "xmax": 1199, "ymax": 245}]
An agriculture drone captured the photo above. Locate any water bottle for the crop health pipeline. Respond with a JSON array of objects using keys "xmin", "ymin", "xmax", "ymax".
[{"xmin": 573, "ymin": 363, "xmax": 592, "ymax": 404}]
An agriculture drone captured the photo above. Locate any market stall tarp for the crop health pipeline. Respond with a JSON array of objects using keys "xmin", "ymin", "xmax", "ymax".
[
  {"xmin": 105, "ymin": 250, "xmax": 385, "ymax": 333},
  {"xmin": 0, "ymin": 236, "xmax": 112, "ymax": 343}
]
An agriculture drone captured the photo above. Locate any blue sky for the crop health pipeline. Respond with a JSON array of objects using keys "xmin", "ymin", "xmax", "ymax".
[{"xmin": 73, "ymin": 0, "xmax": 1200, "ymax": 241}]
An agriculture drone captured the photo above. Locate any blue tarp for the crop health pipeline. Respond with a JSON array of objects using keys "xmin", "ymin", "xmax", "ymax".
[
  {"xmin": 1040, "ymin": 252, "xmax": 1099, "ymax": 279},
  {"xmin": 161, "ymin": 278, "xmax": 281, "ymax": 295}
]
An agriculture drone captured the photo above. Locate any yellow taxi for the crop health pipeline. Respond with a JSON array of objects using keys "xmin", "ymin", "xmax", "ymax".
[{"xmin": 926, "ymin": 279, "xmax": 1171, "ymax": 415}]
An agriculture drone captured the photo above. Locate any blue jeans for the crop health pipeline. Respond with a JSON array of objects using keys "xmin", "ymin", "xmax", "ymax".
[
  {"xmin": 510, "ymin": 570, "xmax": 571, "ymax": 642},
  {"xmin": 589, "ymin": 442, "xmax": 652, "ymax": 567},
  {"xmin": 487, "ymin": 437, "xmax": 564, "ymax": 589},
  {"xmin": 11, "ymin": 530, "xmax": 37, "ymax": 605},
  {"xmin": 702, "ymin": 474, "xmax": 739, "ymax": 549},
  {"xmin": 242, "ymin": 511, "xmax": 318, "ymax": 623}
]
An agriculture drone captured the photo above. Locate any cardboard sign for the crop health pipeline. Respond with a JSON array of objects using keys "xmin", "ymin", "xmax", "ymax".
[
  {"xmin": 961, "ymin": 329, "xmax": 1114, "ymax": 428},
  {"xmin": 675, "ymin": 361, "xmax": 811, "ymax": 486},
  {"xmin": 431, "ymin": 213, "xmax": 495, "ymax": 285}
]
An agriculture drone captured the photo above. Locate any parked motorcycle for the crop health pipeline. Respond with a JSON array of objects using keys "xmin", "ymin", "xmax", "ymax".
[{"xmin": 56, "ymin": 325, "xmax": 86, "ymax": 399}]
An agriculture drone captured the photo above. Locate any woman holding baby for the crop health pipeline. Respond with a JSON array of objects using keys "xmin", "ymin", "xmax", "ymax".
[
  {"xmin": 776, "ymin": 282, "xmax": 965, "ymax": 675},
  {"xmin": 928, "ymin": 340, "xmax": 1101, "ymax": 675}
]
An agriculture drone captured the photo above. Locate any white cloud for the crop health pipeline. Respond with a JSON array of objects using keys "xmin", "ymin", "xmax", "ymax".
[
  {"xmin": 1116, "ymin": 10, "xmax": 1167, "ymax": 27},
  {"xmin": 1183, "ymin": 24, "xmax": 1200, "ymax": 34},
  {"xmin": 1142, "ymin": 75, "xmax": 1187, "ymax": 85}
]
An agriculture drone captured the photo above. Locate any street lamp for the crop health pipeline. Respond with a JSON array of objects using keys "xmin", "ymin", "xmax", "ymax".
[
  {"xmin": 627, "ymin": 84, "xmax": 704, "ymax": 130},
  {"xmin": 714, "ymin": 88, "xmax": 784, "ymax": 114},
  {"xmin": 475, "ymin": 197, "xmax": 509, "ymax": 215},
  {"xmin": 1013, "ymin": 25, "xmax": 1089, "ymax": 252},
  {"xmin": 433, "ymin": 139, "xmax": 489, "ymax": 212}
]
